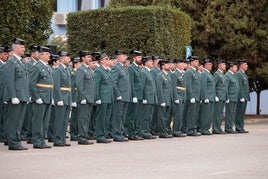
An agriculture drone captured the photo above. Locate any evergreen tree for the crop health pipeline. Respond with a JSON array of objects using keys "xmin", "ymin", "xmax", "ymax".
[{"xmin": 0, "ymin": 0, "xmax": 55, "ymax": 47}]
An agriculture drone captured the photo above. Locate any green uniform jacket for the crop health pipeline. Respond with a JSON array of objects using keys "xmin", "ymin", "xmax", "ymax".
[
  {"xmin": 156, "ymin": 71, "xmax": 172, "ymax": 106},
  {"xmin": 225, "ymin": 71, "xmax": 239, "ymax": 102},
  {"xmin": 128, "ymin": 63, "xmax": 143, "ymax": 100},
  {"xmin": 94, "ymin": 65, "xmax": 113, "ymax": 103},
  {"xmin": 111, "ymin": 62, "xmax": 132, "ymax": 102},
  {"xmin": 200, "ymin": 69, "xmax": 215, "ymax": 102},
  {"xmin": 214, "ymin": 70, "xmax": 228, "ymax": 101},
  {"xmin": 53, "ymin": 64, "xmax": 71, "ymax": 106},
  {"xmin": 184, "ymin": 67, "xmax": 201, "ymax": 102},
  {"xmin": 70, "ymin": 69, "xmax": 78, "ymax": 103},
  {"xmin": 141, "ymin": 67, "xmax": 157, "ymax": 104},
  {"xmin": 0, "ymin": 61, "xmax": 5, "ymax": 99},
  {"xmin": 236, "ymin": 70, "xmax": 250, "ymax": 101},
  {"xmin": 3, "ymin": 55, "xmax": 29, "ymax": 102},
  {"xmin": 171, "ymin": 69, "xmax": 186, "ymax": 103},
  {"xmin": 76, "ymin": 64, "xmax": 95, "ymax": 103},
  {"xmin": 29, "ymin": 61, "xmax": 53, "ymax": 104},
  {"xmin": 151, "ymin": 67, "xmax": 161, "ymax": 81}
]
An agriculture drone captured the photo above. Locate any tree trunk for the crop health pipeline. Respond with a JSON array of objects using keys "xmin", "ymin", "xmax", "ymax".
[{"xmin": 256, "ymin": 91, "xmax": 261, "ymax": 115}]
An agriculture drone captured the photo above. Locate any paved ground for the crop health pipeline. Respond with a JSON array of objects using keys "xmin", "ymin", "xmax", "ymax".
[{"xmin": 1, "ymin": 121, "xmax": 268, "ymax": 179}]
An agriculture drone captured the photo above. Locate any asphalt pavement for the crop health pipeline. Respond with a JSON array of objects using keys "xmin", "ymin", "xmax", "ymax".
[{"xmin": 0, "ymin": 120, "xmax": 268, "ymax": 179}]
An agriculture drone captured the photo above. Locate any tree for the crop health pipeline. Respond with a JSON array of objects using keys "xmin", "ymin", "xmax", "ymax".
[
  {"xmin": 0, "ymin": 0, "xmax": 55, "ymax": 48},
  {"xmin": 108, "ymin": 0, "xmax": 268, "ymax": 114}
]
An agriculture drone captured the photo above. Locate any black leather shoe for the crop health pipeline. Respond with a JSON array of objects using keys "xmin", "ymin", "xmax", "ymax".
[
  {"xmin": 9, "ymin": 146, "xmax": 28, "ymax": 150},
  {"xmin": 78, "ymin": 140, "xmax": 94, "ymax": 145},
  {"xmin": 43, "ymin": 144, "xmax": 52, "ymax": 148},
  {"xmin": 201, "ymin": 132, "xmax": 211, "ymax": 135},
  {"xmin": 87, "ymin": 136, "xmax": 96, "ymax": 140},
  {"xmin": 187, "ymin": 132, "xmax": 201, "ymax": 136},
  {"xmin": 173, "ymin": 133, "xmax": 186, "ymax": 137},
  {"xmin": 113, "ymin": 138, "xmax": 128, "ymax": 142},
  {"xmin": 53, "ymin": 143, "xmax": 65, "ymax": 147},
  {"xmin": 128, "ymin": 135, "xmax": 144, "ymax": 140},
  {"xmin": 151, "ymin": 131, "xmax": 158, "ymax": 136},
  {"xmin": 70, "ymin": 138, "xmax": 78, "ymax": 141},
  {"xmin": 97, "ymin": 139, "xmax": 112, "ymax": 143},
  {"xmin": 65, "ymin": 143, "xmax": 71, "ymax": 146},
  {"xmin": 226, "ymin": 130, "xmax": 238, "ymax": 134},
  {"xmin": 143, "ymin": 135, "xmax": 157, "ymax": 139},
  {"xmin": 159, "ymin": 134, "xmax": 173, "ymax": 138},
  {"xmin": 4, "ymin": 141, "xmax": 8, "ymax": 146},
  {"xmin": 0, "ymin": 139, "xmax": 6, "ymax": 143},
  {"xmin": 48, "ymin": 138, "xmax": 53, "ymax": 143},
  {"xmin": 237, "ymin": 129, "xmax": 249, "ymax": 133},
  {"xmin": 27, "ymin": 140, "xmax": 33, "ymax": 144},
  {"xmin": 33, "ymin": 145, "xmax": 45, "ymax": 149}
]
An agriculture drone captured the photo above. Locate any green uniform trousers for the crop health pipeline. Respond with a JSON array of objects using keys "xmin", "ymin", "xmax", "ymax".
[
  {"xmin": 157, "ymin": 105, "xmax": 171, "ymax": 135},
  {"xmin": 6, "ymin": 102, "xmax": 27, "ymax": 147},
  {"xmin": 70, "ymin": 106, "xmax": 79, "ymax": 140},
  {"xmin": 0, "ymin": 100, "xmax": 5, "ymax": 140},
  {"xmin": 225, "ymin": 102, "xmax": 237, "ymax": 132},
  {"xmin": 32, "ymin": 103, "xmax": 51, "ymax": 147},
  {"xmin": 47, "ymin": 105, "xmax": 55, "ymax": 140},
  {"xmin": 112, "ymin": 101, "xmax": 128, "ymax": 140},
  {"xmin": 213, "ymin": 101, "xmax": 225, "ymax": 133},
  {"xmin": 140, "ymin": 104, "xmax": 154, "ymax": 137},
  {"xmin": 26, "ymin": 104, "xmax": 33, "ymax": 142},
  {"xmin": 200, "ymin": 102, "xmax": 214, "ymax": 134},
  {"xmin": 150, "ymin": 105, "xmax": 158, "ymax": 133},
  {"xmin": 78, "ymin": 103, "xmax": 93, "ymax": 142},
  {"xmin": 88, "ymin": 105, "xmax": 97, "ymax": 138},
  {"xmin": 235, "ymin": 101, "xmax": 247, "ymax": 131},
  {"xmin": 53, "ymin": 105, "xmax": 70, "ymax": 145},
  {"xmin": 172, "ymin": 102, "xmax": 185, "ymax": 135},
  {"xmin": 185, "ymin": 102, "xmax": 198, "ymax": 135},
  {"xmin": 126, "ymin": 101, "xmax": 142, "ymax": 137},
  {"xmin": 96, "ymin": 103, "xmax": 112, "ymax": 141}
]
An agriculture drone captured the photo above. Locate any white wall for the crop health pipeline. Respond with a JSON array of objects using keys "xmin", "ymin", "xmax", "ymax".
[{"xmin": 246, "ymin": 90, "xmax": 268, "ymax": 114}]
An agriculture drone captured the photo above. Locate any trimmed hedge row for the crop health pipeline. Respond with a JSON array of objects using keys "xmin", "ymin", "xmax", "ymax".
[{"xmin": 67, "ymin": 6, "xmax": 192, "ymax": 58}]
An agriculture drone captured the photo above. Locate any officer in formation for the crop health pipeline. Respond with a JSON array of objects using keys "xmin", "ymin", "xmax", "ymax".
[{"xmin": 0, "ymin": 38, "xmax": 251, "ymax": 150}]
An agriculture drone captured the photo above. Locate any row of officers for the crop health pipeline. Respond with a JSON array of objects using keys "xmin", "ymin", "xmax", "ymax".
[{"xmin": 0, "ymin": 38, "xmax": 250, "ymax": 150}]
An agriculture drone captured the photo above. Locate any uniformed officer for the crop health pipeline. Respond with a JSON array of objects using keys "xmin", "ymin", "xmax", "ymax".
[
  {"xmin": 4, "ymin": 38, "xmax": 29, "ymax": 150},
  {"xmin": 235, "ymin": 59, "xmax": 250, "ymax": 133},
  {"xmin": 111, "ymin": 50, "xmax": 130, "ymax": 142},
  {"xmin": 47, "ymin": 54, "xmax": 60, "ymax": 143},
  {"xmin": 94, "ymin": 53, "xmax": 114, "ymax": 143},
  {"xmin": 69, "ymin": 57, "xmax": 82, "ymax": 141},
  {"xmin": 29, "ymin": 46, "xmax": 53, "ymax": 149},
  {"xmin": 196, "ymin": 63, "xmax": 204, "ymax": 132},
  {"xmin": 140, "ymin": 56, "xmax": 157, "ymax": 139},
  {"xmin": 126, "ymin": 50, "xmax": 144, "ymax": 140},
  {"xmin": 4, "ymin": 46, "xmax": 13, "ymax": 58},
  {"xmin": 76, "ymin": 51, "xmax": 95, "ymax": 145},
  {"xmin": 53, "ymin": 51, "xmax": 72, "ymax": 146},
  {"xmin": 156, "ymin": 59, "xmax": 173, "ymax": 138},
  {"xmin": 24, "ymin": 44, "xmax": 39, "ymax": 144},
  {"xmin": 171, "ymin": 59, "xmax": 187, "ymax": 137},
  {"xmin": 213, "ymin": 59, "xmax": 227, "ymax": 134},
  {"xmin": 225, "ymin": 62, "xmax": 239, "ymax": 133},
  {"xmin": 199, "ymin": 58, "xmax": 215, "ymax": 135},
  {"xmin": 184, "ymin": 56, "xmax": 201, "ymax": 136},
  {"xmin": 0, "ymin": 47, "xmax": 8, "ymax": 143},
  {"xmin": 150, "ymin": 56, "xmax": 162, "ymax": 135}
]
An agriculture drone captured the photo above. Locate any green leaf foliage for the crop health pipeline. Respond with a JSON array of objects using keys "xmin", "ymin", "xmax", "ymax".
[
  {"xmin": 0, "ymin": 0, "xmax": 55, "ymax": 49},
  {"xmin": 67, "ymin": 6, "xmax": 192, "ymax": 58}
]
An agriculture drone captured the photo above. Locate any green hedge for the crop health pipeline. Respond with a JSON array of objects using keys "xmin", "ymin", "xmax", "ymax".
[{"xmin": 67, "ymin": 6, "xmax": 192, "ymax": 58}]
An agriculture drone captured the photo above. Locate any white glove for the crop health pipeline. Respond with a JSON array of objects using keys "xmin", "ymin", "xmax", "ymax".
[
  {"xmin": 51, "ymin": 99, "xmax": 55, "ymax": 105},
  {"xmin": 240, "ymin": 98, "xmax": 245, "ymax": 102},
  {"xmin": 226, "ymin": 99, "xmax": 230, "ymax": 104},
  {"xmin": 132, "ymin": 97, "xmax": 138, "ymax": 103},
  {"xmin": 36, "ymin": 98, "xmax": 43, "ymax": 104},
  {"xmin": 3, "ymin": 101, "xmax": 8, "ymax": 104},
  {"xmin": 57, "ymin": 101, "xmax": 64, "ymax": 106},
  {"xmin": 71, "ymin": 102, "xmax": 77, "ymax": 107},
  {"xmin": 204, "ymin": 99, "xmax": 209, "ymax": 103},
  {"xmin": 190, "ymin": 98, "xmax": 195, "ymax": 104},
  {"xmin": 160, "ymin": 103, "xmax": 166, "ymax": 107},
  {"xmin": 11, "ymin": 98, "xmax": 20, "ymax": 104},
  {"xmin": 142, "ymin": 100, "xmax": 147, "ymax": 104},
  {"xmin": 29, "ymin": 97, "xmax": 32, "ymax": 102},
  {"xmin": 96, "ymin": 100, "xmax": 101, "ymax": 104},
  {"xmin": 174, "ymin": 99, "xmax": 180, "ymax": 104},
  {"xmin": 80, "ymin": 99, "xmax": 87, "ymax": 104},
  {"xmin": 116, "ymin": 96, "xmax": 122, "ymax": 100},
  {"xmin": 215, "ymin": 96, "xmax": 219, "ymax": 102}
]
